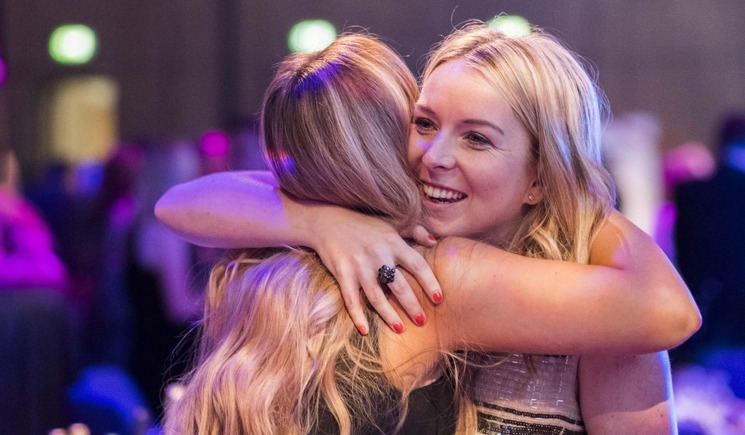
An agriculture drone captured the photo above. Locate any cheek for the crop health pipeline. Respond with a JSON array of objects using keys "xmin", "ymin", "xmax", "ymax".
[
  {"xmin": 406, "ymin": 135, "xmax": 423, "ymax": 169},
  {"xmin": 466, "ymin": 161, "xmax": 502, "ymax": 195}
]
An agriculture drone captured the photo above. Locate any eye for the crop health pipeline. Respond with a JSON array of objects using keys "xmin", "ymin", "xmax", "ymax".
[
  {"xmin": 413, "ymin": 117, "xmax": 436, "ymax": 134},
  {"xmin": 465, "ymin": 132, "xmax": 493, "ymax": 149}
]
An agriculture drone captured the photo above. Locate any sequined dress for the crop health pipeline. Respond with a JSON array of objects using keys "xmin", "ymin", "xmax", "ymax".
[{"xmin": 470, "ymin": 353, "xmax": 586, "ymax": 434}]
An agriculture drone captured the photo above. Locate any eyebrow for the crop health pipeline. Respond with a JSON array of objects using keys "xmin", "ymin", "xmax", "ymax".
[
  {"xmin": 462, "ymin": 119, "xmax": 505, "ymax": 136},
  {"xmin": 414, "ymin": 104, "xmax": 437, "ymax": 117},
  {"xmin": 414, "ymin": 103, "xmax": 505, "ymax": 136}
]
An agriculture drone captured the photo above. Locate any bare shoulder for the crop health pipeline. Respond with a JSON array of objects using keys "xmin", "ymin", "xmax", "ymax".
[{"xmin": 591, "ymin": 210, "xmax": 662, "ymax": 266}]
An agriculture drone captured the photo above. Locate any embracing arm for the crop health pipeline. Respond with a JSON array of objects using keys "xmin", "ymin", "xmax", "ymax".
[
  {"xmin": 155, "ymin": 170, "xmax": 294, "ymax": 248},
  {"xmin": 429, "ymin": 213, "xmax": 700, "ymax": 355},
  {"xmin": 156, "ymin": 172, "xmax": 699, "ymax": 352},
  {"xmin": 154, "ymin": 170, "xmax": 442, "ymax": 333}
]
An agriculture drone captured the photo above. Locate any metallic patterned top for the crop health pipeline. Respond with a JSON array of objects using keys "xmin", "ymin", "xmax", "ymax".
[{"xmin": 469, "ymin": 353, "xmax": 586, "ymax": 434}]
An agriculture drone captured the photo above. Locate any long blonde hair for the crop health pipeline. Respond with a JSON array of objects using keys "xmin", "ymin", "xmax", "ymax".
[
  {"xmin": 165, "ymin": 35, "xmax": 437, "ymax": 434},
  {"xmin": 262, "ymin": 33, "xmax": 423, "ymax": 232},
  {"xmin": 423, "ymin": 22, "xmax": 616, "ymax": 262},
  {"xmin": 165, "ymin": 248, "xmax": 408, "ymax": 434}
]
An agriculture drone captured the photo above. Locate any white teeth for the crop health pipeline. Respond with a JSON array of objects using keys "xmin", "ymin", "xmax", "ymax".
[{"xmin": 422, "ymin": 183, "xmax": 465, "ymax": 201}]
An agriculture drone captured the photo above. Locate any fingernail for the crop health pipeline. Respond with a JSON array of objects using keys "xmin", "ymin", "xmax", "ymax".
[
  {"xmin": 357, "ymin": 324, "xmax": 368, "ymax": 335},
  {"xmin": 415, "ymin": 313, "xmax": 426, "ymax": 326},
  {"xmin": 393, "ymin": 323, "xmax": 404, "ymax": 333},
  {"xmin": 428, "ymin": 234, "xmax": 437, "ymax": 242},
  {"xmin": 433, "ymin": 292, "xmax": 443, "ymax": 304}
]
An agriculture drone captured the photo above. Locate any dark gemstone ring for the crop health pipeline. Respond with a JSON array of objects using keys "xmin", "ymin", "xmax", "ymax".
[{"xmin": 377, "ymin": 265, "xmax": 396, "ymax": 286}]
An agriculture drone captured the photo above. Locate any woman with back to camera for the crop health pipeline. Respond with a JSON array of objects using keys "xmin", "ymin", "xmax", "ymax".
[{"xmin": 159, "ymin": 24, "xmax": 700, "ymax": 433}]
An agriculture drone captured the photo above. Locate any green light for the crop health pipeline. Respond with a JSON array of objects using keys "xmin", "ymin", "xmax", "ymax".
[
  {"xmin": 288, "ymin": 20, "xmax": 337, "ymax": 53},
  {"xmin": 49, "ymin": 24, "xmax": 98, "ymax": 65},
  {"xmin": 488, "ymin": 15, "xmax": 532, "ymax": 37}
]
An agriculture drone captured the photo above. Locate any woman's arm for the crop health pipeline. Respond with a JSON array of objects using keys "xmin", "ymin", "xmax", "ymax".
[
  {"xmin": 579, "ymin": 352, "xmax": 675, "ymax": 434},
  {"xmin": 155, "ymin": 170, "xmax": 442, "ymax": 334},
  {"xmin": 156, "ymin": 172, "xmax": 700, "ymax": 352},
  {"xmin": 155, "ymin": 171, "xmax": 287, "ymax": 248},
  {"xmin": 427, "ymin": 219, "xmax": 699, "ymax": 354}
]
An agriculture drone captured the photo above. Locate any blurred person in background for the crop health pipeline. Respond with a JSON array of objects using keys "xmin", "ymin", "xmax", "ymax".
[
  {"xmin": 127, "ymin": 139, "xmax": 205, "ymax": 418},
  {"xmin": 0, "ymin": 148, "xmax": 79, "ymax": 433},
  {"xmin": 0, "ymin": 149, "xmax": 68, "ymax": 291},
  {"xmin": 655, "ymin": 141, "xmax": 715, "ymax": 262},
  {"xmin": 673, "ymin": 112, "xmax": 745, "ymax": 368}
]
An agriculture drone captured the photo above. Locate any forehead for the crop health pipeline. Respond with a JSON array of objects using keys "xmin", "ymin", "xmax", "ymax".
[{"xmin": 418, "ymin": 60, "xmax": 514, "ymax": 121}]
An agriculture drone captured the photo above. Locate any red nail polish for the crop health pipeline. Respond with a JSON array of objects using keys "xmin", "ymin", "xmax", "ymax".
[
  {"xmin": 415, "ymin": 313, "xmax": 426, "ymax": 326},
  {"xmin": 433, "ymin": 292, "xmax": 443, "ymax": 304},
  {"xmin": 428, "ymin": 234, "xmax": 437, "ymax": 242},
  {"xmin": 357, "ymin": 324, "xmax": 368, "ymax": 335},
  {"xmin": 393, "ymin": 323, "xmax": 404, "ymax": 333}
]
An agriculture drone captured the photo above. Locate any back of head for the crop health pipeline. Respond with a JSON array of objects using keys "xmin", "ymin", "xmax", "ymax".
[
  {"xmin": 168, "ymin": 35, "xmax": 427, "ymax": 435},
  {"xmin": 261, "ymin": 34, "xmax": 423, "ymax": 231},
  {"xmin": 423, "ymin": 21, "xmax": 615, "ymax": 262}
]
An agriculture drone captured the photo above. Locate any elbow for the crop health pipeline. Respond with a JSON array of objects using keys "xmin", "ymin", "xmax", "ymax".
[
  {"xmin": 678, "ymin": 302, "xmax": 703, "ymax": 345},
  {"xmin": 652, "ymin": 289, "xmax": 702, "ymax": 351},
  {"xmin": 153, "ymin": 186, "xmax": 221, "ymax": 248},
  {"xmin": 153, "ymin": 190, "xmax": 192, "ymax": 241},
  {"xmin": 154, "ymin": 189, "xmax": 182, "ymax": 232},
  {"xmin": 153, "ymin": 194, "xmax": 171, "ymax": 225}
]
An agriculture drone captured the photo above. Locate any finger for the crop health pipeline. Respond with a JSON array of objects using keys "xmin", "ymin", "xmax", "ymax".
[
  {"xmin": 385, "ymin": 268, "xmax": 427, "ymax": 326},
  {"xmin": 336, "ymin": 274, "xmax": 371, "ymax": 335},
  {"xmin": 400, "ymin": 248, "xmax": 443, "ymax": 304},
  {"xmin": 411, "ymin": 225, "xmax": 438, "ymax": 247},
  {"xmin": 360, "ymin": 272, "xmax": 406, "ymax": 333}
]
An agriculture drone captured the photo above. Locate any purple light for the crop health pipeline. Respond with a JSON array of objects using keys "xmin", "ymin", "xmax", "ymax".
[
  {"xmin": 200, "ymin": 130, "xmax": 230, "ymax": 157},
  {"xmin": 266, "ymin": 149, "xmax": 295, "ymax": 176}
]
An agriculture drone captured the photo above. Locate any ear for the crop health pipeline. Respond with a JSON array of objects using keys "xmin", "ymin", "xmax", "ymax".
[{"xmin": 525, "ymin": 179, "xmax": 543, "ymax": 205}]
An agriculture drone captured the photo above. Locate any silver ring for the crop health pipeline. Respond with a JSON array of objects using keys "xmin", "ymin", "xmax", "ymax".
[{"xmin": 377, "ymin": 265, "xmax": 396, "ymax": 286}]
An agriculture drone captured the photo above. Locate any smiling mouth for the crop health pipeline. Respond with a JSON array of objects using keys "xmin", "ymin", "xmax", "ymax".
[{"xmin": 421, "ymin": 183, "xmax": 466, "ymax": 203}]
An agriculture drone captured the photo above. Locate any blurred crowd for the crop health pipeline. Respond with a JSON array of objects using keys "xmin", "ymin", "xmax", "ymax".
[{"xmin": 0, "ymin": 122, "xmax": 264, "ymax": 434}]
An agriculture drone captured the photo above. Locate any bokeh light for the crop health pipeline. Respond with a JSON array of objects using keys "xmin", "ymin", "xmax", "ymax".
[
  {"xmin": 288, "ymin": 19, "xmax": 337, "ymax": 53},
  {"xmin": 488, "ymin": 15, "xmax": 532, "ymax": 37},
  {"xmin": 200, "ymin": 130, "xmax": 230, "ymax": 157},
  {"xmin": 49, "ymin": 24, "xmax": 98, "ymax": 65}
]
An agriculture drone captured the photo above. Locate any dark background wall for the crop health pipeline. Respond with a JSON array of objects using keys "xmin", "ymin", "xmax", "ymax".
[{"xmin": 2, "ymin": 0, "xmax": 745, "ymax": 179}]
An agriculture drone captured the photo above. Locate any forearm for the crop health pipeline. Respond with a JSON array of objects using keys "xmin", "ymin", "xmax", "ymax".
[
  {"xmin": 155, "ymin": 171, "xmax": 316, "ymax": 248},
  {"xmin": 434, "ymin": 230, "xmax": 699, "ymax": 355}
]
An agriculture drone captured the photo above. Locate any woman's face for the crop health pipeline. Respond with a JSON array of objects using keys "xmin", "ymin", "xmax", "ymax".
[{"xmin": 408, "ymin": 60, "xmax": 541, "ymax": 245}]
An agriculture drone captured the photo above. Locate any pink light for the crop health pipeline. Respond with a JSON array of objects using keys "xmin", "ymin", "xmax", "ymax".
[{"xmin": 200, "ymin": 130, "xmax": 230, "ymax": 157}]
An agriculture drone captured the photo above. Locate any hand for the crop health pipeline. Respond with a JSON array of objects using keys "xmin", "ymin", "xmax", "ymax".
[{"xmin": 309, "ymin": 206, "xmax": 442, "ymax": 335}]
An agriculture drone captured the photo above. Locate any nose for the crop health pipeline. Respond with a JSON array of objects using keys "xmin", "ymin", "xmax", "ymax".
[{"xmin": 421, "ymin": 134, "xmax": 456, "ymax": 170}]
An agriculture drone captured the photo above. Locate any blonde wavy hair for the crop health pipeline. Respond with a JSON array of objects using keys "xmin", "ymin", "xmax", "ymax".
[
  {"xmin": 423, "ymin": 22, "xmax": 616, "ymax": 263},
  {"xmin": 262, "ymin": 33, "xmax": 423, "ymax": 232},
  {"xmin": 164, "ymin": 35, "xmax": 467, "ymax": 434},
  {"xmin": 165, "ymin": 248, "xmax": 411, "ymax": 434}
]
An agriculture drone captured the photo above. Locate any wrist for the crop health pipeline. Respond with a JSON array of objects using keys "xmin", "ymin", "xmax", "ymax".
[{"xmin": 279, "ymin": 189, "xmax": 333, "ymax": 250}]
